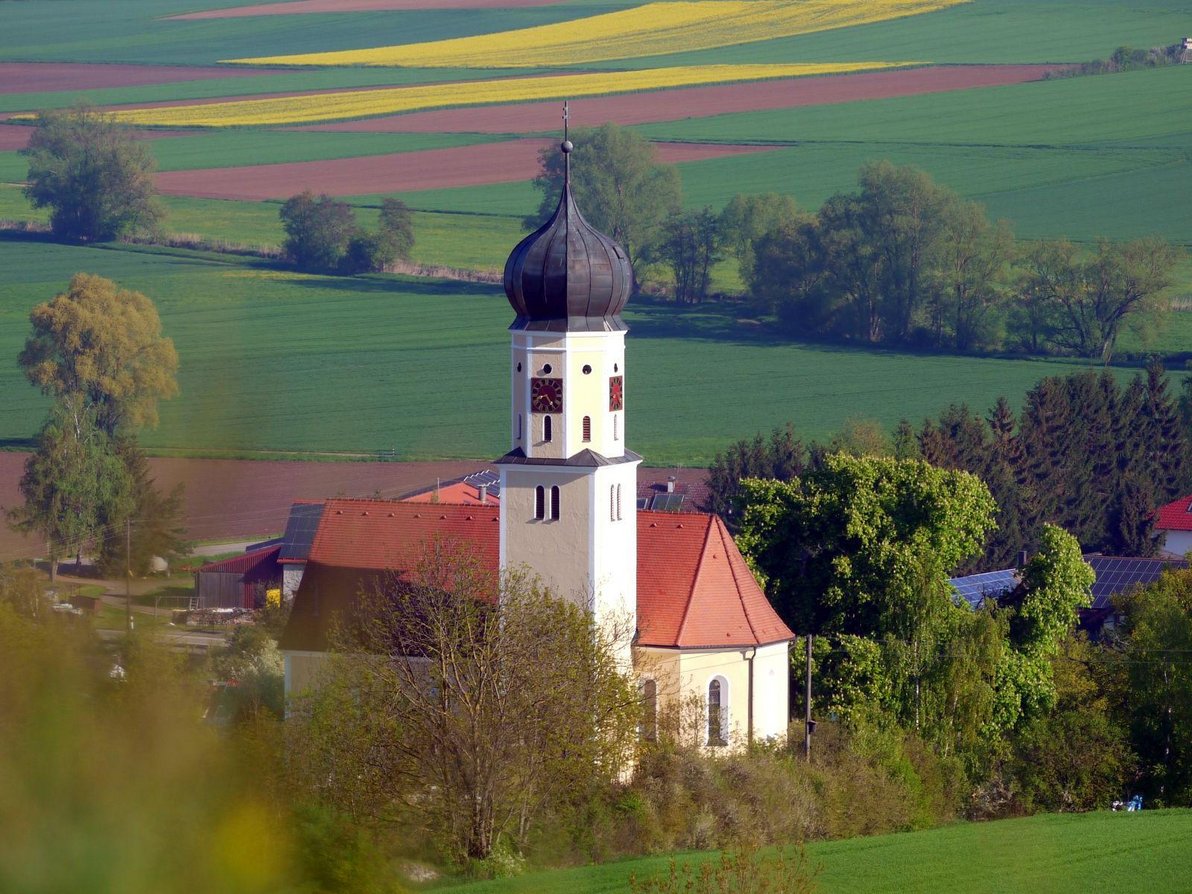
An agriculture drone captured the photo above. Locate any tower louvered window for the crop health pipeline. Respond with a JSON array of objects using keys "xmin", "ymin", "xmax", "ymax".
[{"xmin": 582, "ymin": 415, "xmax": 591, "ymax": 442}]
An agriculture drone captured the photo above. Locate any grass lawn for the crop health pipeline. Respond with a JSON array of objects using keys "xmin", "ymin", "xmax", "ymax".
[{"xmin": 429, "ymin": 809, "xmax": 1192, "ymax": 894}]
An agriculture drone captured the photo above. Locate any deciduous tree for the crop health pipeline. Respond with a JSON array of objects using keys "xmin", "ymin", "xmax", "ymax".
[
  {"xmin": 657, "ymin": 207, "xmax": 722, "ymax": 303},
  {"xmin": 279, "ymin": 191, "xmax": 356, "ymax": 272},
  {"xmin": 22, "ymin": 106, "xmax": 163, "ymax": 243},
  {"xmin": 19, "ymin": 273, "xmax": 178, "ymax": 434}
]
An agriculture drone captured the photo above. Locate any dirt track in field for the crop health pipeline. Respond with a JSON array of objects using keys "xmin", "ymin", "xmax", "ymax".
[
  {"xmin": 299, "ymin": 64, "xmax": 1062, "ymax": 134},
  {"xmin": 0, "ymin": 62, "xmax": 287, "ymax": 95},
  {"xmin": 0, "ymin": 453, "xmax": 708, "ymax": 561},
  {"xmin": 153, "ymin": 137, "xmax": 776, "ymax": 199},
  {"xmin": 169, "ymin": 0, "xmax": 564, "ymax": 18}
]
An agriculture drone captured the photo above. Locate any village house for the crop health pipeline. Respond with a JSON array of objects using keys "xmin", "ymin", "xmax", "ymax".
[{"xmin": 279, "ymin": 137, "xmax": 793, "ymax": 748}]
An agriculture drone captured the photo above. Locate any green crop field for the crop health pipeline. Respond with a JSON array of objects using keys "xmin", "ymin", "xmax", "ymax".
[
  {"xmin": 2, "ymin": 0, "xmax": 1190, "ymax": 462},
  {"xmin": 431, "ymin": 810, "xmax": 1192, "ymax": 894},
  {"xmin": 0, "ymin": 238, "xmax": 1142, "ymax": 465}
]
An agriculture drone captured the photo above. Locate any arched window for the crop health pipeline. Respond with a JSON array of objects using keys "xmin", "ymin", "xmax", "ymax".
[
  {"xmin": 516, "ymin": 413, "xmax": 522, "ymax": 440},
  {"xmin": 613, "ymin": 415, "xmax": 619, "ymax": 441},
  {"xmin": 543, "ymin": 415, "xmax": 552, "ymax": 443},
  {"xmin": 550, "ymin": 485, "xmax": 561, "ymax": 520},
  {"xmin": 616, "ymin": 484, "xmax": 622, "ymax": 521},
  {"xmin": 582, "ymin": 415, "xmax": 591, "ymax": 442},
  {"xmin": 640, "ymin": 679, "xmax": 658, "ymax": 742},
  {"xmin": 707, "ymin": 677, "xmax": 728, "ymax": 747},
  {"xmin": 610, "ymin": 485, "xmax": 616, "ymax": 521},
  {"xmin": 534, "ymin": 485, "xmax": 545, "ymax": 520}
]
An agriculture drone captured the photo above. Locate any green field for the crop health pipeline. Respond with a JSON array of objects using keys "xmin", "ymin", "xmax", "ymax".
[
  {"xmin": 430, "ymin": 810, "xmax": 1192, "ymax": 894},
  {"xmin": 0, "ymin": 239, "xmax": 1141, "ymax": 465}
]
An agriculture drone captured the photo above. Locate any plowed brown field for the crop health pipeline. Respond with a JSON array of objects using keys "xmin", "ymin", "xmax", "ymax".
[
  {"xmin": 153, "ymin": 138, "xmax": 776, "ymax": 199},
  {"xmin": 0, "ymin": 62, "xmax": 286, "ymax": 95},
  {"xmin": 299, "ymin": 64, "xmax": 1060, "ymax": 134},
  {"xmin": 170, "ymin": 0, "xmax": 564, "ymax": 18},
  {"xmin": 0, "ymin": 453, "xmax": 707, "ymax": 560}
]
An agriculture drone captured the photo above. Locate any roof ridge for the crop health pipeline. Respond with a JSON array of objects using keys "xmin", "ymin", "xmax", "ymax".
[
  {"xmin": 674, "ymin": 516, "xmax": 715, "ymax": 645},
  {"xmin": 717, "ymin": 517, "xmax": 761, "ymax": 644}
]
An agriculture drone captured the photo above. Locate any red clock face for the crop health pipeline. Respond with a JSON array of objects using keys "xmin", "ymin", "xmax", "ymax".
[
  {"xmin": 609, "ymin": 375, "xmax": 624, "ymax": 411},
  {"xmin": 531, "ymin": 377, "xmax": 563, "ymax": 413}
]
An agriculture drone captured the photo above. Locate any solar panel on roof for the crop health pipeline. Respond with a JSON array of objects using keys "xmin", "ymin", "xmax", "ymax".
[
  {"xmin": 948, "ymin": 568, "xmax": 1018, "ymax": 608},
  {"xmin": 1085, "ymin": 556, "xmax": 1186, "ymax": 610},
  {"xmin": 280, "ymin": 503, "xmax": 325, "ymax": 561},
  {"xmin": 650, "ymin": 493, "xmax": 685, "ymax": 512},
  {"xmin": 464, "ymin": 469, "xmax": 501, "ymax": 499}
]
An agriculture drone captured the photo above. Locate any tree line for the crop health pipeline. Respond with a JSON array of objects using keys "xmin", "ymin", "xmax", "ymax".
[
  {"xmin": 707, "ymin": 365, "xmax": 1191, "ymax": 570},
  {"xmin": 529, "ymin": 128, "xmax": 1183, "ymax": 362}
]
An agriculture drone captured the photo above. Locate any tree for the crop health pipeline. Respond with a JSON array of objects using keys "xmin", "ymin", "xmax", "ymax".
[
  {"xmin": 704, "ymin": 423, "xmax": 807, "ymax": 525},
  {"xmin": 340, "ymin": 198, "xmax": 415, "ymax": 275},
  {"xmin": 8, "ymin": 399, "xmax": 132, "ymax": 581},
  {"xmin": 20, "ymin": 273, "xmax": 179, "ymax": 434},
  {"xmin": 528, "ymin": 123, "xmax": 681, "ymax": 276},
  {"xmin": 929, "ymin": 201, "xmax": 1014, "ymax": 352},
  {"xmin": 279, "ymin": 191, "xmax": 357, "ymax": 272},
  {"xmin": 292, "ymin": 544, "xmax": 640, "ymax": 862},
  {"xmin": 1015, "ymin": 237, "xmax": 1181, "ymax": 362},
  {"xmin": 22, "ymin": 106, "xmax": 163, "ymax": 243},
  {"xmin": 718, "ymin": 193, "xmax": 801, "ymax": 283},
  {"xmin": 657, "ymin": 207, "xmax": 722, "ymax": 303},
  {"xmin": 95, "ymin": 443, "xmax": 189, "ymax": 578},
  {"xmin": 0, "ymin": 562, "xmax": 42, "ymax": 620}
]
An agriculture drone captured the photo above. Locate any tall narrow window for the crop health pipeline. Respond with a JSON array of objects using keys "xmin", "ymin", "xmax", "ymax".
[
  {"xmin": 613, "ymin": 415, "xmax": 619, "ymax": 441},
  {"xmin": 550, "ymin": 485, "xmax": 560, "ymax": 520},
  {"xmin": 543, "ymin": 415, "xmax": 552, "ymax": 443},
  {"xmin": 641, "ymin": 679, "xmax": 658, "ymax": 742},
  {"xmin": 616, "ymin": 484, "xmax": 622, "ymax": 521},
  {"xmin": 516, "ymin": 413, "xmax": 523, "ymax": 440},
  {"xmin": 610, "ymin": 485, "xmax": 616, "ymax": 521},
  {"xmin": 534, "ymin": 485, "xmax": 545, "ymax": 520},
  {"xmin": 708, "ymin": 678, "xmax": 727, "ymax": 747},
  {"xmin": 582, "ymin": 415, "xmax": 591, "ymax": 442}
]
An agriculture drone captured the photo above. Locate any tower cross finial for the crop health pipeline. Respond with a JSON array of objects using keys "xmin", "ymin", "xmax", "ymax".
[{"xmin": 561, "ymin": 100, "xmax": 573, "ymax": 184}]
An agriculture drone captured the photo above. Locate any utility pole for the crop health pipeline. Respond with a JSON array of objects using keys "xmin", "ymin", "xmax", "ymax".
[
  {"xmin": 804, "ymin": 634, "xmax": 813, "ymax": 761},
  {"xmin": 125, "ymin": 517, "xmax": 132, "ymax": 633}
]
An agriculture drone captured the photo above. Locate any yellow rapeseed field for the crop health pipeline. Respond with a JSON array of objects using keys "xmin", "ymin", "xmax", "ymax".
[
  {"xmin": 105, "ymin": 62, "xmax": 907, "ymax": 127},
  {"xmin": 230, "ymin": 0, "xmax": 965, "ymax": 68}
]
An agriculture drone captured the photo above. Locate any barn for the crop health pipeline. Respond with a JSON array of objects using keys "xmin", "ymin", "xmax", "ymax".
[{"xmin": 194, "ymin": 544, "xmax": 283, "ymax": 609}]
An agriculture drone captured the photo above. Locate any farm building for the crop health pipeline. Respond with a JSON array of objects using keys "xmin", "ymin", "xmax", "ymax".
[
  {"xmin": 195, "ymin": 543, "xmax": 283, "ymax": 609},
  {"xmin": 280, "ymin": 139, "xmax": 793, "ymax": 749},
  {"xmin": 1153, "ymin": 493, "xmax": 1192, "ymax": 557}
]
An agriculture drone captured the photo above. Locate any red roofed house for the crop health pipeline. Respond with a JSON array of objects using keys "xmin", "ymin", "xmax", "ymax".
[
  {"xmin": 1154, "ymin": 494, "xmax": 1192, "ymax": 557},
  {"xmin": 281, "ymin": 141, "xmax": 792, "ymax": 748}
]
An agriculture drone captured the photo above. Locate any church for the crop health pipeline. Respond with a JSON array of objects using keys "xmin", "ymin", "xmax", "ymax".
[{"xmin": 280, "ymin": 135, "xmax": 793, "ymax": 748}]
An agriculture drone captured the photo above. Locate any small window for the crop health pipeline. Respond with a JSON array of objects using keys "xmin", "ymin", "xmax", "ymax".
[
  {"xmin": 534, "ymin": 486, "xmax": 545, "ymax": 520},
  {"xmin": 582, "ymin": 364, "xmax": 592, "ymax": 375},
  {"xmin": 544, "ymin": 415, "xmax": 552, "ymax": 442},
  {"xmin": 542, "ymin": 363, "xmax": 552, "ymax": 374},
  {"xmin": 613, "ymin": 415, "xmax": 619, "ymax": 441},
  {"xmin": 641, "ymin": 679, "xmax": 658, "ymax": 742},
  {"xmin": 610, "ymin": 485, "xmax": 616, "ymax": 521},
  {"xmin": 516, "ymin": 362, "xmax": 522, "ymax": 372},
  {"xmin": 708, "ymin": 678, "xmax": 727, "ymax": 747},
  {"xmin": 616, "ymin": 484, "xmax": 623, "ymax": 521},
  {"xmin": 582, "ymin": 415, "xmax": 591, "ymax": 442},
  {"xmin": 517, "ymin": 413, "xmax": 522, "ymax": 440},
  {"xmin": 550, "ymin": 485, "xmax": 560, "ymax": 520}
]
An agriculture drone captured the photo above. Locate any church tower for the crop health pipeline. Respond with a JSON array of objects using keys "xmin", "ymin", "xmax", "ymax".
[{"xmin": 496, "ymin": 131, "xmax": 640, "ymax": 653}]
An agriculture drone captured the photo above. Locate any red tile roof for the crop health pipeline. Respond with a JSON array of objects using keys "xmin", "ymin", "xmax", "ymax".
[
  {"xmin": 1155, "ymin": 495, "xmax": 1192, "ymax": 532},
  {"xmin": 636, "ymin": 511, "xmax": 793, "ymax": 648},
  {"xmin": 282, "ymin": 501, "xmax": 792, "ymax": 651},
  {"xmin": 197, "ymin": 543, "xmax": 282, "ymax": 576},
  {"xmin": 402, "ymin": 480, "xmax": 500, "ymax": 506},
  {"xmin": 308, "ymin": 499, "xmax": 500, "ymax": 570}
]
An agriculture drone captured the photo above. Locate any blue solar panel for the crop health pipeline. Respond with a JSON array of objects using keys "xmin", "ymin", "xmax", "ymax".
[
  {"xmin": 279, "ymin": 503, "xmax": 325, "ymax": 561},
  {"xmin": 949, "ymin": 568, "xmax": 1018, "ymax": 608},
  {"xmin": 1085, "ymin": 556, "xmax": 1186, "ymax": 610},
  {"xmin": 464, "ymin": 469, "xmax": 500, "ymax": 499}
]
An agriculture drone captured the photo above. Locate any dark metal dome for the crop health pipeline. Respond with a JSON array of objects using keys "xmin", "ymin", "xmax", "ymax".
[{"xmin": 503, "ymin": 143, "xmax": 632, "ymax": 333}]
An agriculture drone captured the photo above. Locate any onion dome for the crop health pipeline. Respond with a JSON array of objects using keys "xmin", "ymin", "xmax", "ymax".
[{"xmin": 503, "ymin": 139, "xmax": 632, "ymax": 332}]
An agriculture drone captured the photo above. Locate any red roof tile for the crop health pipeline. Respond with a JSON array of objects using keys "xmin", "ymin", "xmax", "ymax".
[
  {"xmin": 636, "ymin": 511, "xmax": 793, "ymax": 648},
  {"xmin": 308, "ymin": 499, "xmax": 500, "ymax": 570},
  {"xmin": 284, "ymin": 501, "xmax": 791, "ymax": 651},
  {"xmin": 401, "ymin": 480, "xmax": 501, "ymax": 506},
  {"xmin": 197, "ymin": 543, "xmax": 282, "ymax": 576},
  {"xmin": 1155, "ymin": 495, "xmax": 1192, "ymax": 532}
]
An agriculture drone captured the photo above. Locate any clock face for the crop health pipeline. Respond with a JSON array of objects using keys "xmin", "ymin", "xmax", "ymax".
[
  {"xmin": 609, "ymin": 375, "xmax": 624, "ymax": 411},
  {"xmin": 530, "ymin": 377, "xmax": 563, "ymax": 413}
]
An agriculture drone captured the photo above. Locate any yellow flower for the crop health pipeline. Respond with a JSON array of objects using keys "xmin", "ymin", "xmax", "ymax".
[
  {"xmin": 230, "ymin": 0, "xmax": 965, "ymax": 68},
  {"xmin": 106, "ymin": 63, "xmax": 909, "ymax": 127}
]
